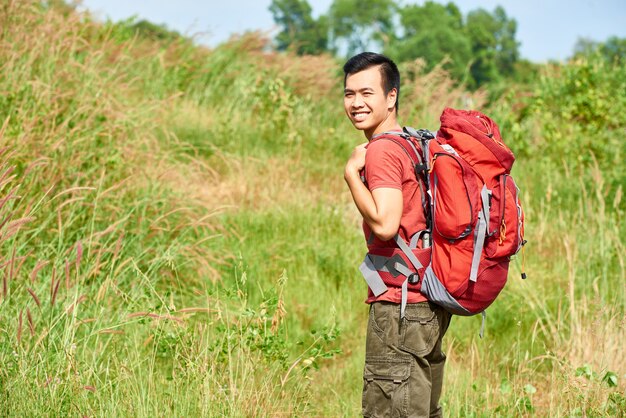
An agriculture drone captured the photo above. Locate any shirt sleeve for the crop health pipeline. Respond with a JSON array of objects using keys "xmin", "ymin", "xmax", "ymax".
[{"xmin": 365, "ymin": 140, "xmax": 409, "ymax": 191}]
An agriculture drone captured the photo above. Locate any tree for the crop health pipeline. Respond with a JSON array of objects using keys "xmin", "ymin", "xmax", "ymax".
[
  {"xmin": 328, "ymin": 0, "xmax": 396, "ymax": 56},
  {"xmin": 269, "ymin": 0, "xmax": 328, "ymax": 55},
  {"xmin": 572, "ymin": 37, "xmax": 599, "ymax": 57},
  {"xmin": 385, "ymin": 1, "xmax": 472, "ymax": 81},
  {"xmin": 465, "ymin": 6, "xmax": 520, "ymax": 86},
  {"xmin": 573, "ymin": 36, "xmax": 626, "ymax": 64},
  {"xmin": 128, "ymin": 20, "xmax": 184, "ymax": 43},
  {"xmin": 600, "ymin": 36, "xmax": 626, "ymax": 63}
]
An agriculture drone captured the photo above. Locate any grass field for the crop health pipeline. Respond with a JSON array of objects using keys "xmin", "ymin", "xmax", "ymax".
[{"xmin": 0, "ymin": 2, "xmax": 624, "ymax": 416}]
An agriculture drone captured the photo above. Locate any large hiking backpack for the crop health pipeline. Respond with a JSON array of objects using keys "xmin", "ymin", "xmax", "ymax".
[{"xmin": 359, "ymin": 108, "xmax": 525, "ymax": 329}]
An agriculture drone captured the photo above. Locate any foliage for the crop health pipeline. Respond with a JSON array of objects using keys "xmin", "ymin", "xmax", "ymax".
[
  {"xmin": 573, "ymin": 36, "xmax": 626, "ymax": 64},
  {"xmin": 126, "ymin": 19, "xmax": 185, "ymax": 43},
  {"xmin": 494, "ymin": 53, "xmax": 625, "ymax": 192},
  {"xmin": 465, "ymin": 6, "xmax": 519, "ymax": 87},
  {"xmin": 269, "ymin": 0, "xmax": 522, "ymax": 88},
  {"xmin": 269, "ymin": 0, "xmax": 329, "ymax": 55},
  {"xmin": 384, "ymin": 1, "xmax": 472, "ymax": 82},
  {"xmin": 328, "ymin": 0, "xmax": 396, "ymax": 56}
]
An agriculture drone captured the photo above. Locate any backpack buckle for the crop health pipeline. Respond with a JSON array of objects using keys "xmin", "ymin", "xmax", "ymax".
[
  {"xmin": 414, "ymin": 163, "xmax": 428, "ymax": 175},
  {"xmin": 408, "ymin": 273, "xmax": 421, "ymax": 285}
]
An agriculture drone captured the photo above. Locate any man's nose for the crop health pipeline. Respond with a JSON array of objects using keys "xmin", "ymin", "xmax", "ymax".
[{"xmin": 353, "ymin": 94, "xmax": 364, "ymax": 107}]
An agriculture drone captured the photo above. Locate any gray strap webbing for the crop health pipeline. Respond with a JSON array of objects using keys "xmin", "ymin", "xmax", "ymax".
[
  {"xmin": 371, "ymin": 130, "xmax": 404, "ymax": 139},
  {"xmin": 393, "ymin": 234, "xmax": 424, "ymax": 320},
  {"xmin": 401, "ymin": 278, "xmax": 408, "ymax": 319},
  {"xmin": 394, "ymin": 262, "xmax": 414, "ymax": 278},
  {"xmin": 479, "ymin": 311, "xmax": 486, "ymax": 338},
  {"xmin": 369, "ymin": 254, "xmax": 407, "ymax": 277},
  {"xmin": 469, "ymin": 185, "xmax": 491, "ymax": 282},
  {"xmin": 409, "ymin": 230, "xmax": 431, "ymax": 249},
  {"xmin": 393, "ymin": 234, "xmax": 423, "ymax": 272},
  {"xmin": 359, "ymin": 255, "xmax": 388, "ymax": 297},
  {"xmin": 481, "ymin": 185, "xmax": 491, "ymax": 235}
]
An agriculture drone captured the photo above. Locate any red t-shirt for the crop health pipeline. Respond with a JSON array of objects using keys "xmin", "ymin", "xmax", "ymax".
[{"xmin": 363, "ymin": 134, "xmax": 427, "ymax": 304}]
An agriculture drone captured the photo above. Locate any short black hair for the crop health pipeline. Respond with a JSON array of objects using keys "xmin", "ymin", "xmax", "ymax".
[{"xmin": 343, "ymin": 52, "xmax": 400, "ymax": 111}]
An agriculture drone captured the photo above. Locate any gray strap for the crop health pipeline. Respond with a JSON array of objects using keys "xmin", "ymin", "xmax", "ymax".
[
  {"xmin": 401, "ymin": 277, "xmax": 408, "ymax": 319},
  {"xmin": 370, "ymin": 254, "xmax": 406, "ymax": 277},
  {"xmin": 394, "ymin": 234, "xmax": 422, "ymax": 321},
  {"xmin": 371, "ymin": 130, "xmax": 404, "ymax": 139},
  {"xmin": 479, "ymin": 311, "xmax": 486, "ymax": 339},
  {"xmin": 393, "ymin": 234, "xmax": 423, "ymax": 271},
  {"xmin": 359, "ymin": 255, "xmax": 388, "ymax": 297},
  {"xmin": 481, "ymin": 185, "xmax": 491, "ymax": 232},
  {"xmin": 393, "ymin": 262, "xmax": 414, "ymax": 278},
  {"xmin": 469, "ymin": 185, "xmax": 491, "ymax": 282},
  {"xmin": 409, "ymin": 230, "xmax": 431, "ymax": 249},
  {"xmin": 469, "ymin": 212, "xmax": 487, "ymax": 282}
]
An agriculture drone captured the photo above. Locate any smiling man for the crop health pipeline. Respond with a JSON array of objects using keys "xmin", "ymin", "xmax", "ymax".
[{"xmin": 343, "ymin": 52, "xmax": 452, "ymax": 418}]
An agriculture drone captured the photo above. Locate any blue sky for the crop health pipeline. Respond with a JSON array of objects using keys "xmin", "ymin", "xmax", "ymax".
[{"xmin": 79, "ymin": 0, "xmax": 626, "ymax": 62}]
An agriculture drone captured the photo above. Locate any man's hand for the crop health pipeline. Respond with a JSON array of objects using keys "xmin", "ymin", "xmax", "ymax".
[{"xmin": 344, "ymin": 142, "xmax": 368, "ymax": 179}]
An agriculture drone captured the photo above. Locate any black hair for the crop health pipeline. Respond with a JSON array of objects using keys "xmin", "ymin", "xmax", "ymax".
[{"xmin": 343, "ymin": 52, "xmax": 400, "ymax": 111}]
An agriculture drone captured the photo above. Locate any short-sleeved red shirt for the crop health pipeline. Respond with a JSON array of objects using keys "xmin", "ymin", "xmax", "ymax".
[{"xmin": 363, "ymin": 133, "xmax": 427, "ymax": 304}]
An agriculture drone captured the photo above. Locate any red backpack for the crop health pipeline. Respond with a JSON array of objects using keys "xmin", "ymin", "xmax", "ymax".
[{"xmin": 359, "ymin": 108, "xmax": 525, "ymax": 330}]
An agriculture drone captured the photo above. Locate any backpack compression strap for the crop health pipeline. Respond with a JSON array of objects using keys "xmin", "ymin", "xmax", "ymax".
[
  {"xmin": 393, "ymin": 233, "xmax": 424, "ymax": 319},
  {"xmin": 358, "ymin": 235, "xmax": 424, "ymax": 320}
]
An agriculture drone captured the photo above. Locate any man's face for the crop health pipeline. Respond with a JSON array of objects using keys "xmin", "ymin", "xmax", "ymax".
[{"xmin": 344, "ymin": 66, "xmax": 396, "ymax": 137}]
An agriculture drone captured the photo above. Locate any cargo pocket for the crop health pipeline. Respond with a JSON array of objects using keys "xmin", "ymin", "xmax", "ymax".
[
  {"xmin": 399, "ymin": 304, "xmax": 438, "ymax": 356},
  {"xmin": 362, "ymin": 356, "xmax": 411, "ymax": 418},
  {"xmin": 365, "ymin": 303, "xmax": 392, "ymax": 355}
]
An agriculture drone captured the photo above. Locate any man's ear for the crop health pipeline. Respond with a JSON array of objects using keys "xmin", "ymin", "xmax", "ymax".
[{"xmin": 387, "ymin": 88, "xmax": 398, "ymax": 110}]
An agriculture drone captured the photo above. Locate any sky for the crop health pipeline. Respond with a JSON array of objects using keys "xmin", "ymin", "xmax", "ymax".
[{"xmin": 78, "ymin": 0, "xmax": 626, "ymax": 62}]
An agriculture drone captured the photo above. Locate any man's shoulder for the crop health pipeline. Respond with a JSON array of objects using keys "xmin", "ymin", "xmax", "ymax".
[
  {"xmin": 368, "ymin": 135, "xmax": 408, "ymax": 155},
  {"xmin": 367, "ymin": 135, "xmax": 414, "ymax": 166}
]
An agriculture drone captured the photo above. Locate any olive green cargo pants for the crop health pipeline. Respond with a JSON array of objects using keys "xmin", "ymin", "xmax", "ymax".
[{"xmin": 362, "ymin": 301, "xmax": 452, "ymax": 418}]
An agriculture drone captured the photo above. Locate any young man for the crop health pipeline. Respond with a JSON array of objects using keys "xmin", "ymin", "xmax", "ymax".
[{"xmin": 343, "ymin": 52, "xmax": 452, "ymax": 418}]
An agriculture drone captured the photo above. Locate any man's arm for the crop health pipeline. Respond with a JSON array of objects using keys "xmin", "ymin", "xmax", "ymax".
[{"xmin": 344, "ymin": 143, "xmax": 402, "ymax": 241}]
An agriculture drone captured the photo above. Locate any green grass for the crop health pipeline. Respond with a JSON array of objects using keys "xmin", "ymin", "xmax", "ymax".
[{"xmin": 0, "ymin": 1, "xmax": 624, "ymax": 416}]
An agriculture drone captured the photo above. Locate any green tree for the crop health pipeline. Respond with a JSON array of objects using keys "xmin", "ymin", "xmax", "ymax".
[
  {"xmin": 465, "ymin": 6, "xmax": 519, "ymax": 86},
  {"xmin": 385, "ymin": 1, "xmax": 472, "ymax": 81},
  {"xmin": 269, "ymin": 0, "xmax": 328, "ymax": 55},
  {"xmin": 328, "ymin": 0, "xmax": 396, "ymax": 56},
  {"xmin": 573, "ymin": 37, "xmax": 599, "ymax": 57},
  {"xmin": 128, "ymin": 20, "xmax": 184, "ymax": 43},
  {"xmin": 600, "ymin": 36, "xmax": 626, "ymax": 63},
  {"xmin": 573, "ymin": 36, "xmax": 626, "ymax": 64}
]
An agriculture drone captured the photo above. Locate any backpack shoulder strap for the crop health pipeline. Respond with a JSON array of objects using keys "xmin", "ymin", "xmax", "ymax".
[
  {"xmin": 373, "ymin": 132, "xmax": 433, "ymax": 244},
  {"xmin": 372, "ymin": 132, "xmax": 423, "ymax": 169}
]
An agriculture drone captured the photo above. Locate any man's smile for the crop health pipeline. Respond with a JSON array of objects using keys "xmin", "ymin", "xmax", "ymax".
[{"xmin": 352, "ymin": 110, "xmax": 370, "ymax": 122}]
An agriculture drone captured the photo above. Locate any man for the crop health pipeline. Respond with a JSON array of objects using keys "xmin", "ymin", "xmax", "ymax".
[{"xmin": 343, "ymin": 52, "xmax": 452, "ymax": 418}]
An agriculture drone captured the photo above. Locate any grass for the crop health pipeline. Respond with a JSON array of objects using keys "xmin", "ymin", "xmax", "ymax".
[{"xmin": 0, "ymin": 1, "xmax": 624, "ymax": 416}]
